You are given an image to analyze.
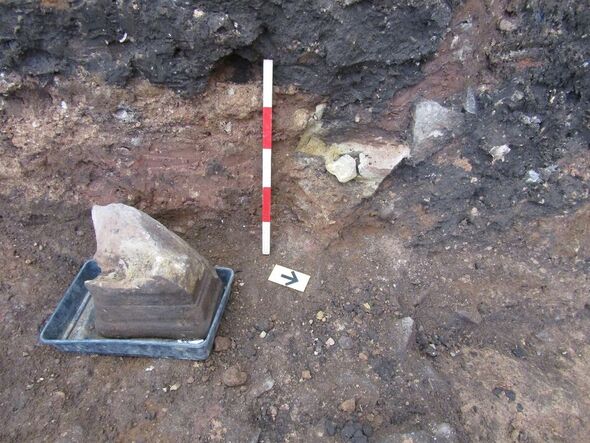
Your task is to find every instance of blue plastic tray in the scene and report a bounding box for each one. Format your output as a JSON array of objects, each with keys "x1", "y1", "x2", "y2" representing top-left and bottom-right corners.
[{"x1": 40, "y1": 260, "x2": 234, "y2": 360}]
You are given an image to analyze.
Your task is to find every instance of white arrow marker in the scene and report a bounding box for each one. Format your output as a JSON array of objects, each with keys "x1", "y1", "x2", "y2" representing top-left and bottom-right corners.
[{"x1": 268, "y1": 265, "x2": 310, "y2": 292}]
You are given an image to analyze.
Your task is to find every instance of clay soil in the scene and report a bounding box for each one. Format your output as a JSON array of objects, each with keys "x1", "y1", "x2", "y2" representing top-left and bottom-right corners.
[
  {"x1": 1, "y1": 80, "x2": 589, "y2": 441},
  {"x1": 1, "y1": 168, "x2": 589, "y2": 442}
]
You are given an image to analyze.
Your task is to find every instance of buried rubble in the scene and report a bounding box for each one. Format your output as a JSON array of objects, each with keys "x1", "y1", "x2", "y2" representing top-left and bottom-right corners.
[
  {"x1": 297, "y1": 129, "x2": 410, "y2": 197},
  {"x1": 411, "y1": 100, "x2": 464, "y2": 165}
]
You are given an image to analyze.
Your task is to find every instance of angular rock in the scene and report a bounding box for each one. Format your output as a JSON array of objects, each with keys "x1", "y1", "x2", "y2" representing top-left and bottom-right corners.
[
  {"x1": 357, "y1": 145, "x2": 410, "y2": 183},
  {"x1": 394, "y1": 317, "x2": 415, "y2": 356},
  {"x1": 223, "y1": 366, "x2": 248, "y2": 387},
  {"x1": 342, "y1": 421, "x2": 357, "y2": 438},
  {"x1": 340, "y1": 398, "x2": 356, "y2": 413},
  {"x1": 326, "y1": 154, "x2": 358, "y2": 183},
  {"x1": 293, "y1": 124, "x2": 410, "y2": 229},
  {"x1": 525, "y1": 170, "x2": 541, "y2": 184},
  {"x1": 338, "y1": 335, "x2": 354, "y2": 350},
  {"x1": 214, "y1": 336, "x2": 232, "y2": 352},
  {"x1": 247, "y1": 373, "x2": 275, "y2": 401},
  {"x1": 325, "y1": 420, "x2": 337, "y2": 436},
  {"x1": 311, "y1": 137, "x2": 409, "y2": 195},
  {"x1": 489, "y1": 144, "x2": 511, "y2": 163},
  {"x1": 411, "y1": 100, "x2": 463, "y2": 164},
  {"x1": 464, "y1": 87, "x2": 477, "y2": 114},
  {"x1": 455, "y1": 309, "x2": 482, "y2": 325},
  {"x1": 330, "y1": 140, "x2": 409, "y2": 193},
  {"x1": 376, "y1": 316, "x2": 415, "y2": 361},
  {"x1": 85, "y1": 203, "x2": 223, "y2": 339}
]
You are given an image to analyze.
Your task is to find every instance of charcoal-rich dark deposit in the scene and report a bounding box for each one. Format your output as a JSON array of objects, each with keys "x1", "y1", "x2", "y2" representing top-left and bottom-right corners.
[
  {"x1": 1, "y1": 0, "x2": 589, "y2": 441},
  {"x1": 0, "y1": 0, "x2": 452, "y2": 117}
]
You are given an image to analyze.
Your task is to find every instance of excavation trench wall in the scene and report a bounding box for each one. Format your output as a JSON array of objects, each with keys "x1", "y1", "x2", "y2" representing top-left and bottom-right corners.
[{"x1": 0, "y1": 0, "x2": 588, "y2": 235}]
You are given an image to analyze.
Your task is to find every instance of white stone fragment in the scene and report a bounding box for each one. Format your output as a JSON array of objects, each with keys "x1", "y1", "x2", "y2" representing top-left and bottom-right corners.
[
  {"x1": 525, "y1": 170, "x2": 541, "y2": 183},
  {"x1": 464, "y1": 87, "x2": 477, "y2": 114},
  {"x1": 411, "y1": 100, "x2": 463, "y2": 163},
  {"x1": 326, "y1": 154, "x2": 358, "y2": 183},
  {"x1": 357, "y1": 146, "x2": 410, "y2": 182},
  {"x1": 489, "y1": 144, "x2": 511, "y2": 163},
  {"x1": 413, "y1": 100, "x2": 462, "y2": 145}
]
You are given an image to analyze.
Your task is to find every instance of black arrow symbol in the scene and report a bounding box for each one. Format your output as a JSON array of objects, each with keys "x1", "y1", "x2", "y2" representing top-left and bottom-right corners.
[{"x1": 281, "y1": 270, "x2": 299, "y2": 286}]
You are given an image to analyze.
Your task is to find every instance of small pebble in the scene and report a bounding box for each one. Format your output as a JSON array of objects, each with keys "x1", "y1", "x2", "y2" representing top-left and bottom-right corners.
[
  {"x1": 302, "y1": 370, "x2": 312, "y2": 380},
  {"x1": 512, "y1": 346, "x2": 526, "y2": 359},
  {"x1": 214, "y1": 336, "x2": 231, "y2": 352},
  {"x1": 525, "y1": 170, "x2": 541, "y2": 184},
  {"x1": 223, "y1": 366, "x2": 248, "y2": 387},
  {"x1": 505, "y1": 389, "x2": 516, "y2": 402},
  {"x1": 169, "y1": 383, "x2": 180, "y2": 391},
  {"x1": 343, "y1": 303, "x2": 355, "y2": 313},
  {"x1": 338, "y1": 335, "x2": 354, "y2": 350},
  {"x1": 326, "y1": 337, "x2": 335, "y2": 347},
  {"x1": 340, "y1": 398, "x2": 356, "y2": 413},
  {"x1": 489, "y1": 144, "x2": 510, "y2": 163}
]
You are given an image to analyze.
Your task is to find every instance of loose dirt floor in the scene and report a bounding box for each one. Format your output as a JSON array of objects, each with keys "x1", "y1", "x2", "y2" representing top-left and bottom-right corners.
[
  {"x1": 1, "y1": 148, "x2": 589, "y2": 442},
  {"x1": 1, "y1": 2, "x2": 590, "y2": 441}
]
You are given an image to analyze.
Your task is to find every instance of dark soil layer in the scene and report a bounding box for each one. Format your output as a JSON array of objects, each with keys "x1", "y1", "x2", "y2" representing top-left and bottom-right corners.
[{"x1": 0, "y1": 0, "x2": 452, "y2": 117}]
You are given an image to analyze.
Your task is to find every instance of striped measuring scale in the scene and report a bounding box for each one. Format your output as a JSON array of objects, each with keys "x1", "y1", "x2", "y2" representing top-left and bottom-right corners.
[{"x1": 261, "y1": 60, "x2": 273, "y2": 255}]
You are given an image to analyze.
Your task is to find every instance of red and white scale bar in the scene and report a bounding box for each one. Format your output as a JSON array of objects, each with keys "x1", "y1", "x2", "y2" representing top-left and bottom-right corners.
[{"x1": 262, "y1": 59, "x2": 273, "y2": 255}]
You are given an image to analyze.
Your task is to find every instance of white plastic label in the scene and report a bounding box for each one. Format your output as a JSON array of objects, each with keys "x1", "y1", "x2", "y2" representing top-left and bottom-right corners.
[{"x1": 268, "y1": 265, "x2": 310, "y2": 292}]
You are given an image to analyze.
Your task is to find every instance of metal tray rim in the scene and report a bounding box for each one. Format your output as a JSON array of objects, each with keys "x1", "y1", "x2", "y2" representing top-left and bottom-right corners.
[{"x1": 39, "y1": 260, "x2": 234, "y2": 359}]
